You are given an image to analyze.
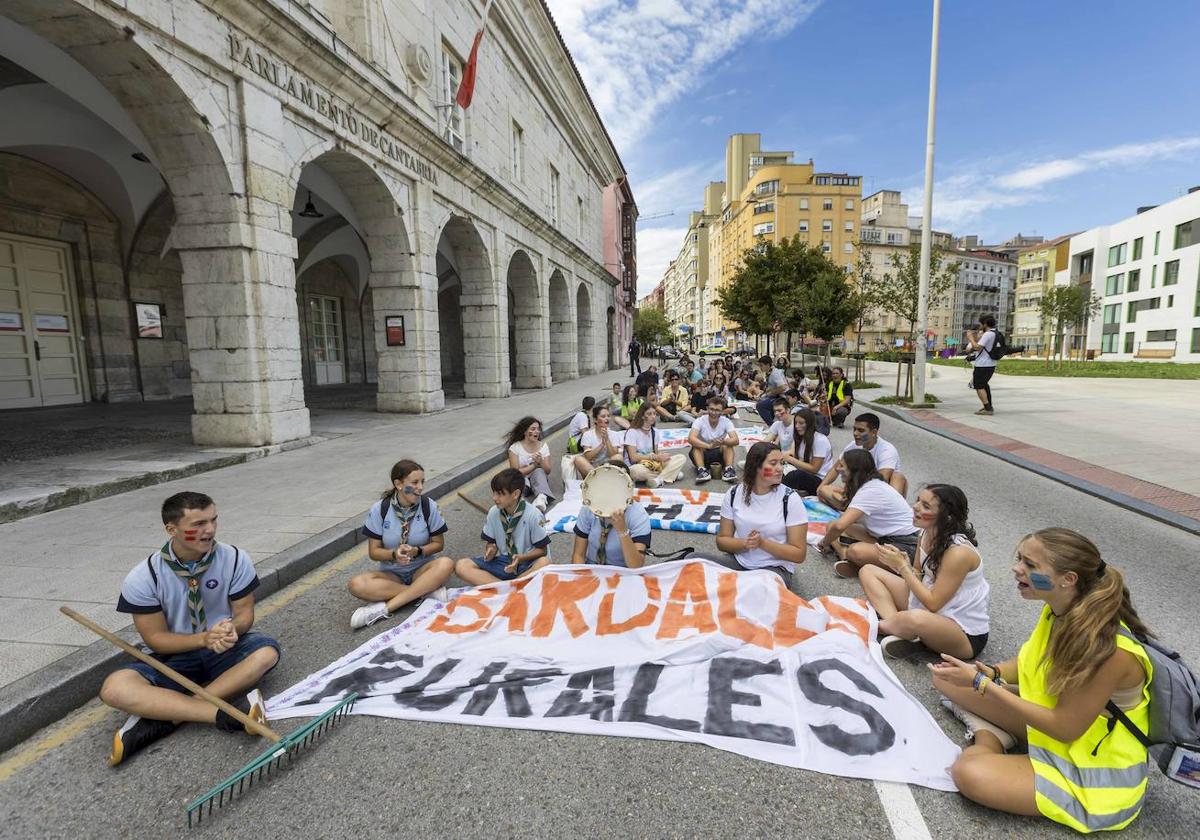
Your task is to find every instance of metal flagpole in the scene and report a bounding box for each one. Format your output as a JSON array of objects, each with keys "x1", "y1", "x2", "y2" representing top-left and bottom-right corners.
[{"x1": 914, "y1": 0, "x2": 941, "y2": 405}]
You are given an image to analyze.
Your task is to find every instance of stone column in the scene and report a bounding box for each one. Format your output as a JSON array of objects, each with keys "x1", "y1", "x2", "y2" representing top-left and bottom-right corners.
[{"x1": 459, "y1": 225, "x2": 508, "y2": 398}]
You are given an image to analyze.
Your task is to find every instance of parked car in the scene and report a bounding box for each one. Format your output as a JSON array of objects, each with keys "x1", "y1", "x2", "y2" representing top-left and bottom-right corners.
[
  {"x1": 661, "y1": 346, "x2": 682, "y2": 359},
  {"x1": 696, "y1": 344, "x2": 730, "y2": 356}
]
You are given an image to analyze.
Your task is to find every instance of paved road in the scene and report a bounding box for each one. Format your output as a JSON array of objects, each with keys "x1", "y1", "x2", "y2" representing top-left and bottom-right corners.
[{"x1": 2, "y1": 413, "x2": 1198, "y2": 839}]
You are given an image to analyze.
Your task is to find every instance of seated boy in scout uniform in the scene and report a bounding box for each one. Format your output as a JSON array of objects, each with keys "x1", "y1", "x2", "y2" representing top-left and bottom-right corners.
[
  {"x1": 455, "y1": 468, "x2": 552, "y2": 584},
  {"x1": 99, "y1": 491, "x2": 281, "y2": 765}
]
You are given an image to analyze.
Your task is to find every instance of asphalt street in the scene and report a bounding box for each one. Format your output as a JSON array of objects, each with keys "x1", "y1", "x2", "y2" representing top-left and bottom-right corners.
[{"x1": 2, "y1": 410, "x2": 1198, "y2": 839}]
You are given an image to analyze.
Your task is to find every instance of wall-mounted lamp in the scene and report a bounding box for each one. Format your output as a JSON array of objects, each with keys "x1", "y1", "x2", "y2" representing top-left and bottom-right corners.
[{"x1": 297, "y1": 191, "x2": 324, "y2": 219}]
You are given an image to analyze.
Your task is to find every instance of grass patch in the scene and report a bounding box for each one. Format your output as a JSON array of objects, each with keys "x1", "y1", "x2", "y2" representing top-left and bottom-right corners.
[
  {"x1": 874, "y1": 393, "x2": 940, "y2": 407},
  {"x1": 850, "y1": 380, "x2": 881, "y2": 389},
  {"x1": 929, "y1": 357, "x2": 1200, "y2": 380}
]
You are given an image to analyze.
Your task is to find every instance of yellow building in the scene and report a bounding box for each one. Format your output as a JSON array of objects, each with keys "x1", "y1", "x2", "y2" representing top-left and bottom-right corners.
[
  {"x1": 704, "y1": 134, "x2": 862, "y2": 344},
  {"x1": 1013, "y1": 234, "x2": 1073, "y2": 356}
]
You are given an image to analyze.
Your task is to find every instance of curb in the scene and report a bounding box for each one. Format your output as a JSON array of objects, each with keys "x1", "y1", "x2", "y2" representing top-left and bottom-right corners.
[
  {"x1": 860, "y1": 399, "x2": 1200, "y2": 537},
  {"x1": 0, "y1": 435, "x2": 328, "y2": 525},
  {"x1": 0, "y1": 397, "x2": 602, "y2": 755}
]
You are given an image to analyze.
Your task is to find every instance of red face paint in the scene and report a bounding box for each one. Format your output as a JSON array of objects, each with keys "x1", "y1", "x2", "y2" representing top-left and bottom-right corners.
[
  {"x1": 183, "y1": 529, "x2": 199, "y2": 542},
  {"x1": 761, "y1": 466, "x2": 781, "y2": 478}
]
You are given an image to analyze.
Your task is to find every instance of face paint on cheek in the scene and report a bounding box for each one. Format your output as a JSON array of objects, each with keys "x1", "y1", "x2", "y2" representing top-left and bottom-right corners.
[
  {"x1": 1028, "y1": 572, "x2": 1055, "y2": 591},
  {"x1": 182, "y1": 529, "x2": 199, "y2": 542},
  {"x1": 403, "y1": 486, "x2": 421, "y2": 497}
]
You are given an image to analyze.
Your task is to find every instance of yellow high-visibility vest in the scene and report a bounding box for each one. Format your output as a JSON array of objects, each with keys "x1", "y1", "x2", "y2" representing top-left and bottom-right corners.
[{"x1": 1018, "y1": 605, "x2": 1152, "y2": 833}]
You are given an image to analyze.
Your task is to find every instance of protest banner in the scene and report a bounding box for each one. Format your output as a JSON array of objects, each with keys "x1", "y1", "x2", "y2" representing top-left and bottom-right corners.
[
  {"x1": 268, "y1": 560, "x2": 959, "y2": 790},
  {"x1": 544, "y1": 485, "x2": 839, "y2": 544},
  {"x1": 653, "y1": 426, "x2": 770, "y2": 451}
]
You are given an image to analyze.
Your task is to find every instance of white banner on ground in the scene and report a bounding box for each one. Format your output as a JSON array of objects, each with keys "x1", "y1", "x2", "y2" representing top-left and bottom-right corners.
[
  {"x1": 267, "y1": 561, "x2": 958, "y2": 790},
  {"x1": 652, "y1": 426, "x2": 770, "y2": 451},
  {"x1": 544, "y1": 485, "x2": 839, "y2": 543}
]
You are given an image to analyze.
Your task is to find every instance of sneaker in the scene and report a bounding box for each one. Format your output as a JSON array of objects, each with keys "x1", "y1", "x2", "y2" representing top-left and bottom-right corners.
[
  {"x1": 880, "y1": 635, "x2": 924, "y2": 660},
  {"x1": 427, "y1": 586, "x2": 451, "y2": 603},
  {"x1": 350, "y1": 601, "x2": 389, "y2": 630},
  {"x1": 215, "y1": 689, "x2": 269, "y2": 734},
  {"x1": 109, "y1": 715, "x2": 177, "y2": 766},
  {"x1": 722, "y1": 467, "x2": 737, "y2": 482},
  {"x1": 974, "y1": 407, "x2": 994, "y2": 415},
  {"x1": 531, "y1": 493, "x2": 548, "y2": 512},
  {"x1": 940, "y1": 699, "x2": 1016, "y2": 750},
  {"x1": 833, "y1": 559, "x2": 857, "y2": 578},
  {"x1": 696, "y1": 468, "x2": 712, "y2": 483},
  {"x1": 646, "y1": 476, "x2": 662, "y2": 489}
]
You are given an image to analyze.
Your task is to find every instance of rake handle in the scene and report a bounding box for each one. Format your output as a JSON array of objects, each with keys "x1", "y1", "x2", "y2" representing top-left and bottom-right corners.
[
  {"x1": 457, "y1": 490, "x2": 490, "y2": 515},
  {"x1": 60, "y1": 606, "x2": 280, "y2": 742}
]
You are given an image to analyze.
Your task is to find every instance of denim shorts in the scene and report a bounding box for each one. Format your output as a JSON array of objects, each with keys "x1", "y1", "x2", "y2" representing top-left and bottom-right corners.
[
  {"x1": 377, "y1": 556, "x2": 435, "y2": 586},
  {"x1": 120, "y1": 631, "x2": 281, "y2": 693},
  {"x1": 472, "y1": 555, "x2": 533, "y2": 581}
]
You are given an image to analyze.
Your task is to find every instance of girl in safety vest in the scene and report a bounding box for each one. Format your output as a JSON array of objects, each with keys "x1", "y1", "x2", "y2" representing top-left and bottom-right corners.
[{"x1": 930, "y1": 528, "x2": 1154, "y2": 833}]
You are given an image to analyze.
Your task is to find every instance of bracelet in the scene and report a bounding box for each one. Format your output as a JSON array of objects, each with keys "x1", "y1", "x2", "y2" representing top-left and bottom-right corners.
[{"x1": 972, "y1": 672, "x2": 991, "y2": 695}]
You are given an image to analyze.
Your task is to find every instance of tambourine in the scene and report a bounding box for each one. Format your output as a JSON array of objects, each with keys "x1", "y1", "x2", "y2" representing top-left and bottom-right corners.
[{"x1": 581, "y1": 464, "x2": 635, "y2": 518}]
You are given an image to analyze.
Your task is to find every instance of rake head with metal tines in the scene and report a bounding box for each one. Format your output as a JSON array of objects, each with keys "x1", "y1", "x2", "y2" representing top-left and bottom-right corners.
[{"x1": 186, "y1": 694, "x2": 357, "y2": 828}]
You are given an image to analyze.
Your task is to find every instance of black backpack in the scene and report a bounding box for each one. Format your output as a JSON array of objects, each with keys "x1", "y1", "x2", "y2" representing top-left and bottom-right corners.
[
  {"x1": 727, "y1": 486, "x2": 793, "y2": 518},
  {"x1": 984, "y1": 329, "x2": 1013, "y2": 360},
  {"x1": 371, "y1": 495, "x2": 432, "y2": 536}
]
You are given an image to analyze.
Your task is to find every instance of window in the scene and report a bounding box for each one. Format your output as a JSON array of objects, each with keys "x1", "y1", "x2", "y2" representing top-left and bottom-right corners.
[
  {"x1": 799, "y1": 198, "x2": 809, "y2": 210},
  {"x1": 798, "y1": 221, "x2": 809, "y2": 232},
  {"x1": 822, "y1": 219, "x2": 833, "y2": 232},
  {"x1": 1127, "y1": 297, "x2": 1161, "y2": 322},
  {"x1": 821, "y1": 242, "x2": 831, "y2": 253},
  {"x1": 1168, "y1": 294, "x2": 1174, "y2": 307},
  {"x1": 844, "y1": 221, "x2": 854, "y2": 232},
  {"x1": 1132, "y1": 237, "x2": 1143, "y2": 260},
  {"x1": 1151, "y1": 265, "x2": 1157, "y2": 286},
  {"x1": 1164, "y1": 259, "x2": 1180, "y2": 285},
  {"x1": 887, "y1": 232, "x2": 903, "y2": 245},
  {"x1": 1175, "y1": 218, "x2": 1200, "y2": 249},
  {"x1": 1107, "y1": 243, "x2": 1127, "y2": 267},
  {"x1": 1192, "y1": 328, "x2": 1200, "y2": 353},
  {"x1": 549, "y1": 166, "x2": 560, "y2": 225},
  {"x1": 511, "y1": 121, "x2": 524, "y2": 181},
  {"x1": 441, "y1": 49, "x2": 465, "y2": 152},
  {"x1": 1102, "y1": 303, "x2": 1120, "y2": 324},
  {"x1": 1127, "y1": 269, "x2": 1140, "y2": 292},
  {"x1": 1101, "y1": 333, "x2": 1119, "y2": 353},
  {"x1": 822, "y1": 199, "x2": 833, "y2": 211},
  {"x1": 754, "y1": 180, "x2": 778, "y2": 195},
  {"x1": 1145, "y1": 329, "x2": 1176, "y2": 342},
  {"x1": 1125, "y1": 332, "x2": 1135, "y2": 353},
  {"x1": 749, "y1": 155, "x2": 764, "y2": 166},
  {"x1": 753, "y1": 202, "x2": 775, "y2": 215},
  {"x1": 577, "y1": 196, "x2": 584, "y2": 234},
  {"x1": 1104, "y1": 273, "x2": 1124, "y2": 295},
  {"x1": 753, "y1": 222, "x2": 775, "y2": 236},
  {"x1": 1154, "y1": 231, "x2": 1160, "y2": 255},
  {"x1": 844, "y1": 198, "x2": 854, "y2": 211}
]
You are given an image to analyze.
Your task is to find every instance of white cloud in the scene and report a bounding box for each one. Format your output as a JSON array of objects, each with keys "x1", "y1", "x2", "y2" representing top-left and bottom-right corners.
[
  {"x1": 635, "y1": 158, "x2": 724, "y2": 216},
  {"x1": 903, "y1": 135, "x2": 1200, "y2": 231},
  {"x1": 699, "y1": 114, "x2": 720, "y2": 126},
  {"x1": 636, "y1": 225, "x2": 688, "y2": 299},
  {"x1": 545, "y1": 0, "x2": 822, "y2": 150}
]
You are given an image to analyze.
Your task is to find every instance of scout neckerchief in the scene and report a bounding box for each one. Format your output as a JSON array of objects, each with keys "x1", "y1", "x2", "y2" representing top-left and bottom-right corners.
[
  {"x1": 500, "y1": 500, "x2": 526, "y2": 559},
  {"x1": 391, "y1": 492, "x2": 420, "y2": 547},
  {"x1": 159, "y1": 540, "x2": 216, "y2": 633},
  {"x1": 595, "y1": 517, "x2": 612, "y2": 565}
]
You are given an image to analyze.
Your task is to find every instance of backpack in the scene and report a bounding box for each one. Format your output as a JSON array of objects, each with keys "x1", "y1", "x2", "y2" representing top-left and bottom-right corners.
[
  {"x1": 1106, "y1": 627, "x2": 1200, "y2": 785},
  {"x1": 983, "y1": 329, "x2": 1014, "y2": 360},
  {"x1": 727, "y1": 486, "x2": 793, "y2": 519},
  {"x1": 373, "y1": 495, "x2": 432, "y2": 534}
]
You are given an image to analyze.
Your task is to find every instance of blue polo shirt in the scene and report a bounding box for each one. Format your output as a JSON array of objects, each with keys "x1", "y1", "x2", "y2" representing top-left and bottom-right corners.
[
  {"x1": 362, "y1": 495, "x2": 448, "y2": 574},
  {"x1": 482, "y1": 503, "x2": 552, "y2": 559},
  {"x1": 117, "y1": 542, "x2": 258, "y2": 634},
  {"x1": 573, "y1": 503, "x2": 652, "y2": 567}
]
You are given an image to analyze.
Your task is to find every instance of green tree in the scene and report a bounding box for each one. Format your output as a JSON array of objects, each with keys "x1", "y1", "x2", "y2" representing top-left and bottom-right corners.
[
  {"x1": 1038, "y1": 285, "x2": 1101, "y2": 367},
  {"x1": 861, "y1": 242, "x2": 960, "y2": 349},
  {"x1": 632, "y1": 306, "x2": 674, "y2": 349},
  {"x1": 798, "y1": 267, "x2": 865, "y2": 364}
]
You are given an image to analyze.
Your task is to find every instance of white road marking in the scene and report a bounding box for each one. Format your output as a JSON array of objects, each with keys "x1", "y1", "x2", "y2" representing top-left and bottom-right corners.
[{"x1": 873, "y1": 780, "x2": 933, "y2": 840}]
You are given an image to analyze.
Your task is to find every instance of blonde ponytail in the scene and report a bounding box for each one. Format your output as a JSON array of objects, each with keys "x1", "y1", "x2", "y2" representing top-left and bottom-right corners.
[{"x1": 1033, "y1": 528, "x2": 1153, "y2": 696}]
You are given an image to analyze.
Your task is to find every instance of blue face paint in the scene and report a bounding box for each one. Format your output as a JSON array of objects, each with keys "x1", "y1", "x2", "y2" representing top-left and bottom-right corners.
[
  {"x1": 1028, "y1": 572, "x2": 1055, "y2": 591},
  {"x1": 403, "y1": 485, "x2": 421, "y2": 497}
]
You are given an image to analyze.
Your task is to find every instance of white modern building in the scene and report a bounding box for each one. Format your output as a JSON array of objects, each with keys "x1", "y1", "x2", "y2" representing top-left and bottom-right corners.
[
  {"x1": 0, "y1": 0, "x2": 631, "y2": 443},
  {"x1": 1060, "y1": 188, "x2": 1200, "y2": 361}
]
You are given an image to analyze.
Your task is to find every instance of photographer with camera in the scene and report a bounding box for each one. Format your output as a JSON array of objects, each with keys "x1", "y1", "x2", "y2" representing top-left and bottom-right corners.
[{"x1": 964, "y1": 314, "x2": 999, "y2": 416}]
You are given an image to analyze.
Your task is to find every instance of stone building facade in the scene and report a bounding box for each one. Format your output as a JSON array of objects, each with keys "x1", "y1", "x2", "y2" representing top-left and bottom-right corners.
[{"x1": 0, "y1": 0, "x2": 631, "y2": 444}]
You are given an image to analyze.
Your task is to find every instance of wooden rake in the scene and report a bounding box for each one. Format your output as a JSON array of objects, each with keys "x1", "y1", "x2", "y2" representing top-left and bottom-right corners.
[{"x1": 61, "y1": 606, "x2": 357, "y2": 828}]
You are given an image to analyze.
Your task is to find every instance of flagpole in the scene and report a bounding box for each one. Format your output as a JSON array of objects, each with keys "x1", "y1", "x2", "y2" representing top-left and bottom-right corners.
[{"x1": 914, "y1": 0, "x2": 941, "y2": 406}]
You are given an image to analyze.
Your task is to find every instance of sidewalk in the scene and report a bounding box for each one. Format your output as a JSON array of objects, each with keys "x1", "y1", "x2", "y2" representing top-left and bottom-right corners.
[{"x1": 0, "y1": 370, "x2": 616, "y2": 742}]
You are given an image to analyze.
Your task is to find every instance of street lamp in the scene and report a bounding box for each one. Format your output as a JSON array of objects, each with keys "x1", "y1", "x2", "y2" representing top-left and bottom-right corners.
[{"x1": 914, "y1": 0, "x2": 941, "y2": 405}]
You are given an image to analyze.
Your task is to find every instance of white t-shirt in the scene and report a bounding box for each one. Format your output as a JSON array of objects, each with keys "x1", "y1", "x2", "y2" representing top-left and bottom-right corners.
[
  {"x1": 841, "y1": 436, "x2": 901, "y2": 472},
  {"x1": 580, "y1": 429, "x2": 623, "y2": 464},
  {"x1": 720, "y1": 485, "x2": 809, "y2": 571},
  {"x1": 847, "y1": 479, "x2": 918, "y2": 538},
  {"x1": 623, "y1": 427, "x2": 659, "y2": 464},
  {"x1": 794, "y1": 431, "x2": 834, "y2": 478},
  {"x1": 568, "y1": 411, "x2": 590, "y2": 439},
  {"x1": 509, "y1": 441, "x2": 549, "y2": 469},
  {"x1": 768, "y1": 419, "x2": 794, "y2": 453},
  {"x1": 973, "y1": 330, "x2": 997, "y2": 368},
  {"x1": 690, "y1": 415, "x2": 736, "y2": 445}
]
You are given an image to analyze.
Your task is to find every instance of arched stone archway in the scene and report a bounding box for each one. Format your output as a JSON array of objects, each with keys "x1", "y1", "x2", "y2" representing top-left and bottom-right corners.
[
  {"x1": 576, "y1": 282, "x2": 596, "y2": 375},
  {"x1": 548, "y1": 270, "x2": 576, "y2": 382},
  {"x1": 436, "y1": 216, "x2": 505, "y2": 398},
  {"x1": 291, "y1": 150, "x2": 421, "y2": 411},
  {"x1": 506, "y1": 250, "x2": 549, "y2": 388}
]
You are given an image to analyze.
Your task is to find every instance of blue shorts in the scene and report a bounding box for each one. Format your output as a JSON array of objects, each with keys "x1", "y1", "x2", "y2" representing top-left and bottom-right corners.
[
  {"x1": 471, "y1": 555, "x2": 533, "y2": 581},
  {"x1": 377, "y1": 556, "x2": 435, "y2": 586},
  {"x1": 119, "y1": 631, "x2": 281, "y2": 693}
]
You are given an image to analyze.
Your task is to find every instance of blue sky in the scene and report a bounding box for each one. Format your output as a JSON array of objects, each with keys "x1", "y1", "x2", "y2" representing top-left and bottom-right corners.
[{"x1": 547, "y1": 0, "x2": 1200, "y2": 297}]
